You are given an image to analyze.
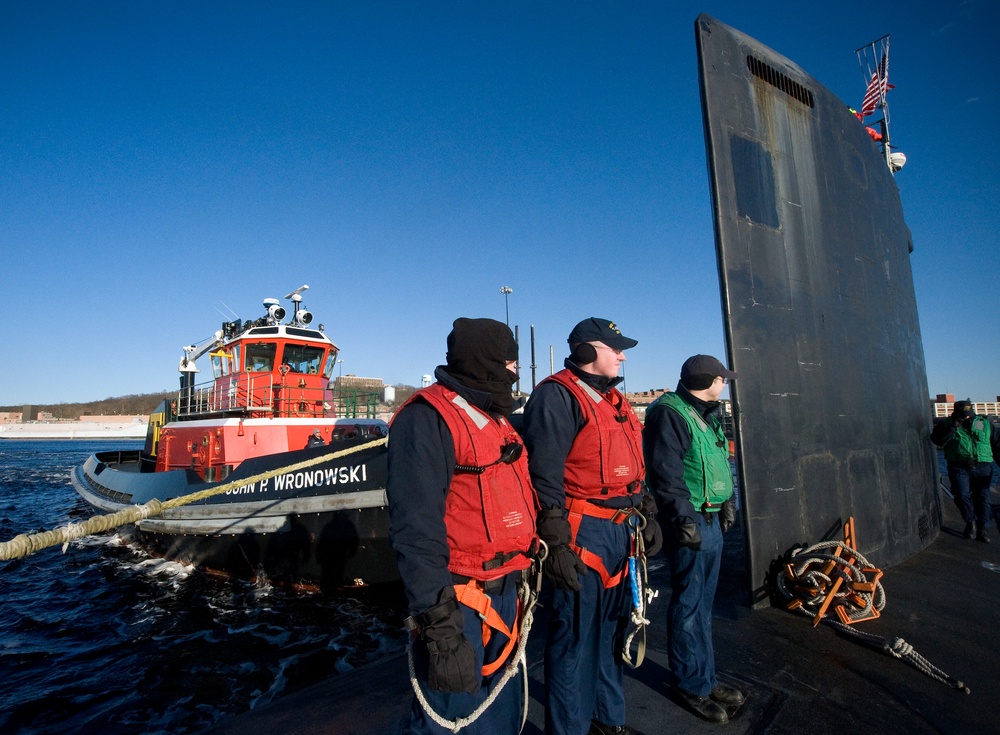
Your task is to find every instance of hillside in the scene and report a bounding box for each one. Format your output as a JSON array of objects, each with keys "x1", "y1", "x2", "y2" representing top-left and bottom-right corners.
[
  {"x1": 1, "y1": 392, "x2": 175, "y2": 420},
  {"x1": 2, "y1": 384, "x2": 421, "y2": 421}
]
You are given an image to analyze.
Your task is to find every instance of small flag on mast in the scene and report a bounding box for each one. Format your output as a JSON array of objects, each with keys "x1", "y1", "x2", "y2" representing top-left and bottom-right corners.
[{"x1": 860, "y1": 54, "x2": 893, "y2": 117}]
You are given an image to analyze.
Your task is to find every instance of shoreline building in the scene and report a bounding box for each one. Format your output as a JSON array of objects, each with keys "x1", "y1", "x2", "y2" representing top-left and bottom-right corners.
[{"x1": 931, "y1": 393, "x2": 1000, "y2": 420}]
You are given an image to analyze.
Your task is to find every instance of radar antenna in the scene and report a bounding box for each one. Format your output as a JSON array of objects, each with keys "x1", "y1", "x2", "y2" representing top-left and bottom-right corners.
[{"x1": 284, "y1": 285, "x2": 312, "y2": 325}]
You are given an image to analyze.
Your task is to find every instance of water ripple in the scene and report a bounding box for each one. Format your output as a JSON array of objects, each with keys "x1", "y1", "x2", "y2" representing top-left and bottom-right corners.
[{"x1": 0, "y1": 440, "x2": 406, "y2": 735}]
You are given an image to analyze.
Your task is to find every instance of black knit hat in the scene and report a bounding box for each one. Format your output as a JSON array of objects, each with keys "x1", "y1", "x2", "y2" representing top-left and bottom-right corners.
[
  {"x1": 953, "y1": 400, "x2": 973, "y2": 418},
  {"x1": 446, "y1": 318, "x2": 518, "y2": 383}
]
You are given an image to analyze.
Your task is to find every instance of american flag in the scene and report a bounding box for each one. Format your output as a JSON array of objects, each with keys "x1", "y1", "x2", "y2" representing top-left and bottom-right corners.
[{"x1": 860, "y1": 54, "x2": 891, "y2": 117}]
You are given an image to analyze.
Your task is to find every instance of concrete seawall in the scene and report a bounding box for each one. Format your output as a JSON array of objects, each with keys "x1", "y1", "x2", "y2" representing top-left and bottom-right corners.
[{"x1": 0, "y1": 422, "x2": 146, "y2": 440}]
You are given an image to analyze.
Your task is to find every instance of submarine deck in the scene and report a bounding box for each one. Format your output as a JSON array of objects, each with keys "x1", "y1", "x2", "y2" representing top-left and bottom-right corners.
[{"x1": 203, "y1": 498, "x2": 998, "y2": 734}]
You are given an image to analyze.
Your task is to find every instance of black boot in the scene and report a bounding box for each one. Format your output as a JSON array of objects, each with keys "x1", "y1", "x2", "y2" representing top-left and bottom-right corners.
[
  {"x1": 711, "y1": 683, "x2": 745, "y2": 706},
  {"x1": 674, "y1": 689, "x2": 729, "y2": 724},
  {"x1": 964, "y1": 521, "x2": 977, "y2": 540}
]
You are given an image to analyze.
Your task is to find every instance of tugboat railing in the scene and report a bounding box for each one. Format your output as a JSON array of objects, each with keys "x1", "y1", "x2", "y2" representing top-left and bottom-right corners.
[
  {"x1": 175, "y1": 375, "x2": 380, "y2": 420},
  {"x1": 177, "y1": 374, "x2": 285, "y2": 418}
]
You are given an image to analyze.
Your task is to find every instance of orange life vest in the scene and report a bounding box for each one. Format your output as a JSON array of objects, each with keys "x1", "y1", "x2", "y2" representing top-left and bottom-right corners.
[
  {"x1": 544, "y1": 369, "x2": 645, "y2": 499},
  {"x1": 405, "y1": 383, "x2": 538, "y2": 580}
]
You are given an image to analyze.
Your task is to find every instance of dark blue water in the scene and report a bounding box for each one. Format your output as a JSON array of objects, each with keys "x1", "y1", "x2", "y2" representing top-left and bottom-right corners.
[{"x1": 0, "y1": 440, "x2": 406, "y2": 735}]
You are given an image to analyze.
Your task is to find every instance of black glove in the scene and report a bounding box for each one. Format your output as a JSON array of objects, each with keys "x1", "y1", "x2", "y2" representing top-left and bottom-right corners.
[
  {"x1": 416, "y1": 587, "x2": 479, "y2": 693},
  {"x1": 675, "y1": 522, "x2": 702, "y2": 551},
  {"x1": 545, "y1": 542, "x2": 589, "y2": 591},
  {"x1": 638, "y1": 492, "x2": 663, "y2": 556},
  {"x1": 643, "y1": 518, "x2": 663, "y2": 556},
  {"x1": 719, "y1": 498, "x2": 736, "y2": 533},
  {"x1": 537, "y1": 507, "x2": 588, "y2": 592}
]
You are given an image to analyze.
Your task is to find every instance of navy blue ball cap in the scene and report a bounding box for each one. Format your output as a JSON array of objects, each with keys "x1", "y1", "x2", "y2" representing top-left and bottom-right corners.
[
  {"x1": 680, "y1": 354, "x2": 737, "y2": 382},
  {"x1": 567, "y1": 317, "x2": 638, "y2": 350}
]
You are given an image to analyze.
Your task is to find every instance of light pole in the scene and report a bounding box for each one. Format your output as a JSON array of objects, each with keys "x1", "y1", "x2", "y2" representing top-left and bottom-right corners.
[
  {"x1": 500, "y1": 286, "x2": 513, "y2": 326},
  {"x1": 337, "y1": 359, "x2": 344, "y2": 377}
]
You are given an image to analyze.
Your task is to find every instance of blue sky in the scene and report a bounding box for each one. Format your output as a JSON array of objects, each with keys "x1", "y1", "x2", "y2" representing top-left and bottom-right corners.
[{"x1": 2, "y1": 1, "x2": 997, "y2": 406}]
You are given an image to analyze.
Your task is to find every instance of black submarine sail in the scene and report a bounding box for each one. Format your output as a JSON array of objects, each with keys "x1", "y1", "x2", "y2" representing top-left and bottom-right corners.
[
  {"x1": 695, "y1": 15, "x2": 938, "y2": 604},
  {"x1": 855, "y1": 34, "x2": 906, "y2": 174}
]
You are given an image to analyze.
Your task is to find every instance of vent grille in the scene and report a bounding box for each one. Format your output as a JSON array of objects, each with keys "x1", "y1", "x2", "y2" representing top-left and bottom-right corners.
[
  {"x1": 918, "y1": 513, "x2": 930, "y2": 541},
  {"x1": 746, "y1": 55, "x2": 815, "y2": 108}
]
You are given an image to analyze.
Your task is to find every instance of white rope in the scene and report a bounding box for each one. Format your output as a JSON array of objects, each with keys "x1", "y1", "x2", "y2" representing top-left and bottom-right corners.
[
  {"x1": 775, "y1": 541, "x2": 969, "y2": 693},
  {"x1": 407, "y1": 575, "x2": 539, "y2": 732}
]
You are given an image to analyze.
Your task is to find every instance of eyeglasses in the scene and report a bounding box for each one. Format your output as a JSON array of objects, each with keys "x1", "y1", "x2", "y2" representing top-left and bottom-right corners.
[
  {"x1": 595, "y1": 343, "x2": 624, "y2": 356},
  {"x1": 715, "y1": 376, "x2": 729, "y2": 385}
]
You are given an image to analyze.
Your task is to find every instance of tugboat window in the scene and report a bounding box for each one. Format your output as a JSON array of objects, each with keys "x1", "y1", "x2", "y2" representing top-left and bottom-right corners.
[
  {"x1": 210, "y1": 350, "x2": 236, "y2": 378},
  {"x1": 245, "y1": 343, "x2": 277, "y2": 372},
  {"x1": 281, "y1": 344, "x2": 325, "y2": 374},
  {"x1": 323, "y1": 351, "x2": 339, "y2": 378}
]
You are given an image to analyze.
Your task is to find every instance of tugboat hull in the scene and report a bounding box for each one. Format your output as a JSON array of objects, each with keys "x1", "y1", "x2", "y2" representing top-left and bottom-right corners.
[{"x1": 72, "y1": 439, "x2": 397, "y2": 589}]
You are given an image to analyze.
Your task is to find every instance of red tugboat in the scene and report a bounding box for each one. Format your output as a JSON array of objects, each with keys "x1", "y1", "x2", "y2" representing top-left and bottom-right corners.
[{"x1": 72, "y1": 286, "x2": 395, "y2": 590}]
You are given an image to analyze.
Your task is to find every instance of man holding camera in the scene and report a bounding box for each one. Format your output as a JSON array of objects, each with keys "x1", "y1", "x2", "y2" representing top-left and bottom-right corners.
[{"x1": 931, "y1": 399, "x2": 1000, "y2": 543}]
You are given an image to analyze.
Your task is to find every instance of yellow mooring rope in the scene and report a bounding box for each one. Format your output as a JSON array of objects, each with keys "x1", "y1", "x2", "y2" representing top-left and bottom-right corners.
[{"x1": 0, "y1": 437, "x2": 388, "y2": 563}]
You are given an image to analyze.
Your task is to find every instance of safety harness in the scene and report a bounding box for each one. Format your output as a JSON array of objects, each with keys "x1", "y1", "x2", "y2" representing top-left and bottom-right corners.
[
  {"x1": 565, "y1": 495, "x2": 637, "y2": 588},
  {"x1": 452, "y1": 577, "x2": 521, "y2": 677},
  {"x1": 564, "y1": 496, "x2": 658, "y2": 667},
  {"x1": 407, "y1": 542, "x2": 548, "y2": 733}
]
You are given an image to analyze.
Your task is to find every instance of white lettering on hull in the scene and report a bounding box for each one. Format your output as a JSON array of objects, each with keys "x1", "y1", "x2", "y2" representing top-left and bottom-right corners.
[{"x1": 225, "y1": 464, "x2": 369, "y2": 496}]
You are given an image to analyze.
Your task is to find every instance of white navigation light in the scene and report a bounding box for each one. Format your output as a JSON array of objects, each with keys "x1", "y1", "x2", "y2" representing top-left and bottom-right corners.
[
  {"x1": 297, "y1": 310, "x2": 313, "y2": 325},
  {"x1": 263, "y1": 298, "x2": 286, "y2": 323}
]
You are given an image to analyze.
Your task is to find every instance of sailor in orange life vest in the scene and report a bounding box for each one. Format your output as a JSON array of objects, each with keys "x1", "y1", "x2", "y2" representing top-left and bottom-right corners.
[
  {"x1": 521, "y1": 318, "x2": 660, "y2": 735},
  {"x1": 386, "y1": 317, "x2": 538, "y2": 735}
]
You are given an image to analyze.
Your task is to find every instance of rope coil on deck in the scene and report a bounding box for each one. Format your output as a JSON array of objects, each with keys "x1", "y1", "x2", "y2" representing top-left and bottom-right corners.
[
  {"x1": 775, "y1": 521, "x2": 969, "y2": 694},
  {"x1": 777, "y1": 540, "x2": 887, "y2": 624},
  {"x1": 0, "y1": 438, "x2": 387, "y2": 563}
]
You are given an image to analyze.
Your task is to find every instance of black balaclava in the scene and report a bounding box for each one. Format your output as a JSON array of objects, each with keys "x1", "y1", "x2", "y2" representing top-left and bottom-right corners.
[{"x1": 444, "y1": 317, "x2": 518, "y2": 415}]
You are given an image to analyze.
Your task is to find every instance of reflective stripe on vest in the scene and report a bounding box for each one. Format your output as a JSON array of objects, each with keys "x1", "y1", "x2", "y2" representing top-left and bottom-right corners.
[{"x1": 451, "y1": 393, "x2": 489, "y2": 430}]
